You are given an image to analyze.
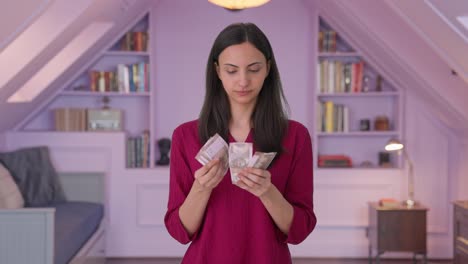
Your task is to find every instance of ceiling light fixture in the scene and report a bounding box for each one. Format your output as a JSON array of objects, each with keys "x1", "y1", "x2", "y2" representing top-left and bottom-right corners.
[{"x1": 208, "y1": 0, "x2": 270, "y2": 10}]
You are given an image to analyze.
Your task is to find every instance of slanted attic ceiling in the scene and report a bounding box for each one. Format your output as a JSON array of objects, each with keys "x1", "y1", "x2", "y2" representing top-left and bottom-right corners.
[
  {"x1": 0, "y1": 0, "x2": 51, "y2": 52},
  {"x1": 0, "y1": 0, "x2": 467, "y2": 134},
  {"x1": 311, "y1": 0, "x2": 468, "y2": 134},
  {"x1": 0, "y1": 0, "x2": 153, "y2": 132}
]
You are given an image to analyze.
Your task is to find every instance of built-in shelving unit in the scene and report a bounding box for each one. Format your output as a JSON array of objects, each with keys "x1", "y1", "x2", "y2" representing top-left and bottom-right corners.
[{"x1": 314, "y1": 17, "x2": 402, "y2": 169}]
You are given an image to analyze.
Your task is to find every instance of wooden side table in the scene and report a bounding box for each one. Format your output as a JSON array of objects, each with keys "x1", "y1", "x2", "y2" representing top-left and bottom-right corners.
[{"x1": 367, "y1": 202, "x2": 428, "y2": 264}]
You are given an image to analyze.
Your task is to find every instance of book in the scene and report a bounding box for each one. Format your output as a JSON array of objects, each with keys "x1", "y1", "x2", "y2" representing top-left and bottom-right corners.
[
  {"x1": 378, "y1": 198, "x2": 400, "y2": 208},
  {"x1": 318, "y1": 154, "x2": 352, "y2": 167}
]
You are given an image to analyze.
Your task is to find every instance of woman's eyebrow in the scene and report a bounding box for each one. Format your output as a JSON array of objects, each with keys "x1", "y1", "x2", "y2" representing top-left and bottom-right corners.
[
  {"x1": 248, "y1": 62, "x2": 262, "y2": 67},
  {"x1": 223, "y1": 62, "x2": 263, "y2": 67}
]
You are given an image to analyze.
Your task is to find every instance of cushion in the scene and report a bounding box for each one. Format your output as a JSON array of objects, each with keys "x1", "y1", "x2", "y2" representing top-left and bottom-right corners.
[
  {"x1": 52, "y1": 201, "x2": 104, "y2": 264},
  {"x1": 0, "y1": 162, "x2": 24, "y2": 209},
  {"x1": 0, "y1": 146, "x2": 67, "y2": 207}
]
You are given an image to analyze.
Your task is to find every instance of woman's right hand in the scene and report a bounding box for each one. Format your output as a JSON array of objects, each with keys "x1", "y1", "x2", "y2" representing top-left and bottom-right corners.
[{"x1": 194, "y1": 159, "x2": 225, "y2": 192}]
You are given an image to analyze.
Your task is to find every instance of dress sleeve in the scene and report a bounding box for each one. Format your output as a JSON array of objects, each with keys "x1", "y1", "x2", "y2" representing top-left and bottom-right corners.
[
  {"x1": 281, "y1": 128, "x2": 317, "y2": 244},
  {"x1": 164, "y1": 127, "x2": 197, "y2": 244}
]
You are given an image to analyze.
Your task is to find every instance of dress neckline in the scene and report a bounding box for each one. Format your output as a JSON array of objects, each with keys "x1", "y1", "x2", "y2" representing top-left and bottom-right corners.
[{"x1": 228, "y1": 128, "x2": 254, "y2": 143}]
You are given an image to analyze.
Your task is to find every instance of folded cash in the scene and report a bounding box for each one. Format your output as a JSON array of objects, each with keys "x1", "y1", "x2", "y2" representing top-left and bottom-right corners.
[
  {"x1": 229, "y1": 143, "x2": 253, "y2": 184},
  {"x1": 195, "y1": 133, "x2": 229, "y2": 175},
  {"x1": 247, "y1": 151, "x2": 276, "y2": 170},
  {"x1": 195, "y1": 136, "x2": 276, "y2": 184}
]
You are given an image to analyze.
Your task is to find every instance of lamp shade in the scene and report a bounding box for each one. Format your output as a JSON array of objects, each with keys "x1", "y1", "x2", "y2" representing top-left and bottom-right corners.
[
  {"x1": 384, "y1": 138, "x2": 404, "y2": 152},
  {"x1": 208, "y1": 0, "x2": 270, "y2": 10}
]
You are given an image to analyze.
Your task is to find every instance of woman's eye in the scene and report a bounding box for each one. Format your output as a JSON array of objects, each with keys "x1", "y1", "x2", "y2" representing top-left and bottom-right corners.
[
  {"x1": 249, "y1": 69, "x2": 260, "y2": 73},
  {"x1": 226, "y1": 70, "x2": 237, "y2": 74}
]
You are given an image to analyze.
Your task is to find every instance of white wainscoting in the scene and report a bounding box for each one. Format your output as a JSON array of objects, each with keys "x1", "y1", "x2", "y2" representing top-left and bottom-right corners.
[
  {"x1": 4, "y1": 107, "x2": 456, "y2": 259},
  {"x1": 136, "y1": 184, "x2": 167, "y2": 227}
]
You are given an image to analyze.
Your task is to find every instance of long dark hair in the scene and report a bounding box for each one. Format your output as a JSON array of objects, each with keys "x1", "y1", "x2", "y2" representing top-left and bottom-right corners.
[{"x1": 198, "y1": 22, "x2": 289, "y2": 153}]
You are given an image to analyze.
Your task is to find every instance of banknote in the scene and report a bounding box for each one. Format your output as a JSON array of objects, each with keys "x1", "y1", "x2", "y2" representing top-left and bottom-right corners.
[
  {"x1": 195, "y1": 133, "x2": 229, "y2": 175},
  {"x1": 247, "y1": 151, "x2": 277, "y2": 170},
  {"x1": 229, "y1": 143, "x2": 253, "y2": 184}
]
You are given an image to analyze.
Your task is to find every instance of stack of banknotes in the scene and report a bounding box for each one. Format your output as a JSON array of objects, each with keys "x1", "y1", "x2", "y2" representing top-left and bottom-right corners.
[{"x1": 195, "y1": 133, "x2": 276, "y2": 183}]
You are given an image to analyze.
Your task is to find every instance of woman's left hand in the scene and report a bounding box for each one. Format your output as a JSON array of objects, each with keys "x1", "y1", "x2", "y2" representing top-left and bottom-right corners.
[{"x1": 236, "y1": 167, "x2": 272, "y2": 197}]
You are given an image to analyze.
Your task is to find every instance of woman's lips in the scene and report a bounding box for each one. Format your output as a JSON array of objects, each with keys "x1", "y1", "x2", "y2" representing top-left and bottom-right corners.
[{"x1": 235, "y1": 90, "x2": 252, "y2": 96}]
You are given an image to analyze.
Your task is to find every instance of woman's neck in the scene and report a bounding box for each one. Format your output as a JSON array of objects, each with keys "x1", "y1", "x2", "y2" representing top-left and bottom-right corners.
[{"x1": 229, "y1": 103, "x2": 255, "y2": 130}]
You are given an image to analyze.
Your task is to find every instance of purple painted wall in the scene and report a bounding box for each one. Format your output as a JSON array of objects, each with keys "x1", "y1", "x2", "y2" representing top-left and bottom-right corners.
[
  {"x1": 0, "y1": 133, "x2": 5, "y2": 151},
  {"x1": 456, "y1": 141, "x2": 468, "y2": 200},
  {"x1": 152, "y1": 0, "x2": 314, "y2": 138},
  {"x1": 2, "y1": 0, "x2": 467, "y2": 258}
]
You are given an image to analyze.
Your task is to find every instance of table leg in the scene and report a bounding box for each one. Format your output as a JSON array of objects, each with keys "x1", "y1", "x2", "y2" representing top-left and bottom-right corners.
[
  {"x1": 376, "y1": 251, "x2": 382, "y2": 264},
  {"x1": 411, "y1": 253, "x2": 427, "y2": 264}
]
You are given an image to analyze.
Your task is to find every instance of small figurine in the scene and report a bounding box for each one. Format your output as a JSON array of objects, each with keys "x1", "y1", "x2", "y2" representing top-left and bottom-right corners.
[
  {"x1": 362, "y1": 75, "x2": 370, "y2": 92},
  {"x1": 376, "y1": 75, "x2": 383, "y2": 92},
  {"x1": 156, "y1": 138, "x2": 171, "y2": 166}
]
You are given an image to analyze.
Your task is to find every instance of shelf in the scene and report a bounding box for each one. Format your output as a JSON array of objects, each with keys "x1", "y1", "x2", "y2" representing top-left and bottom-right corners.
[
  {"x1": 317, "y1": 92, "x2": 399, "y2": 98},
  {"x1": 124, "y1": 166, "x2": 169, "y2": 173},
  {"x1": 103, "y1": 51, "x2": 149, "y2": 56},
  {"x1": 317, "y1": 131, "x2": 399, "y2": 137},
  {"x1": 316, "y1": 16, "x2": 402, "y2": 170},
  {"x1": 318, "y1": 52, "x2": 360, "y2": 57},
  {"x1": 60, "y1": 91, "x2": 150, "y2": 97},
  {"x1": 121, "y1": 167, "x2": 170, "y2": 184},
  {"x1": 316, "y1": 167, "x2": 399, "y2": 171},
  {"x1": 15, "y1": 130, "x2": 124, "y2": 134}
]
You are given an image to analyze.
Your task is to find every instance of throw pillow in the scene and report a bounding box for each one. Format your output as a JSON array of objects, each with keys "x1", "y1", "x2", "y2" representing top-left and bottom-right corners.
[
  {"x1": 0, "y1": 146, "x2": 67, "y2": 207},
  {"x1": 0, "y1": 161, "x2": 25, "y2": 209}
]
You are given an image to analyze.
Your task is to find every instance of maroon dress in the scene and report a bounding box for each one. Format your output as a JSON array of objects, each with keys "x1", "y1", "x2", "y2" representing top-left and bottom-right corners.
[{"x1": 164, "y1": 120, "x2": 316, "y2": 264}]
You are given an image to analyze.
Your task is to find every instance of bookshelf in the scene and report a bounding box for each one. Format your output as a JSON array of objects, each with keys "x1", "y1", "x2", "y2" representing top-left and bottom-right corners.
[
  {"x1": 315, "y1": 17, "x2": 402, "y2": 169},
  {"x1": 20, "y1": 12, "x2": 154, "y2": 169}
]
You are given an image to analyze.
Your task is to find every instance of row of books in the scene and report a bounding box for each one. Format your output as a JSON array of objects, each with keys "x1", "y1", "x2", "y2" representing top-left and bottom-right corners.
[
  {"x1": 54, "y1": 108, "x2": 88, "y2": 131},
  {"x1": 119, "y1": 31, "x2": 148, "y2": 52},
  {"x1": 53, "y1": 108, "x2": 123, "y2": 132},
  {"x1": 127, "y1": 130, "x2": 150, "y2": 168},
  {"x1": 318, "y1": 30, "x2": 337, "y2": 52},
  {"x1": 317, "y1": 101, "x2": 349, "y2": 133},
  {"x1": 317, "y1": 60, "x2": 364, "y2": 94},
  {"x1": 89, "y1": 62, "x2": 149, "y2": 93}
]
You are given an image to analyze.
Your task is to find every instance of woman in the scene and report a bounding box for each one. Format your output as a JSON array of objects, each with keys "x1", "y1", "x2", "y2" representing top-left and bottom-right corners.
[{"x1": 164, "y1": 22, "x2": 316, "y2": 264}]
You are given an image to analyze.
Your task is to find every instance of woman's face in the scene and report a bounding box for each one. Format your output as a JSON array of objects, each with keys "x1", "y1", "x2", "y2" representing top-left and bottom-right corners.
[{"x1": 216, "y1": 42, "x2": 269, "y2": 108}]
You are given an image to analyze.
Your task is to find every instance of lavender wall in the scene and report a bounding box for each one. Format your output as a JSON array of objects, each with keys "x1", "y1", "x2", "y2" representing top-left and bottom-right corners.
[
  {"x1": 148, "y1": 0, "x2": 461, "y2": 258},
  {"x1": 2, "y1": 0, "x2": 464, "y2": 258},
  {"x1": 0, "y1": 133, "x2": 5, "y2": 151},
  {"x1": 152, "y1": 0, "x2": 314, "y2": 139},
  {"x1": 457, "y1": 142, "x2": 468, "y2": 200}
]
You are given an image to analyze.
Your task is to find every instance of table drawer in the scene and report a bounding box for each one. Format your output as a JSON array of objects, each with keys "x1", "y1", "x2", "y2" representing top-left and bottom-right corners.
[
  {"x1": 453, "y1": 240, "x2": 468, "y2": 264},
  {"x1": 454, "y1": 201, "x2": 468, "y2": 264},
  {"x1": 456, "y1": 237, "x2": 468, "y2": 251},
  {"x1": 455, "y1": 208, "x2": 468, "y2": 223},
  {"x1": 455, "y1": 254, "x2": 468, "y2": 264},
  {"x1": 455, "y1": 209, "x2": 468, "y2": 240}
]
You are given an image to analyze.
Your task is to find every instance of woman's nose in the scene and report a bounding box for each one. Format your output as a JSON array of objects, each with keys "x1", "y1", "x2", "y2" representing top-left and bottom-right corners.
[{"x1": 239, "y1": 71, "x2": 250, "y2": 87}]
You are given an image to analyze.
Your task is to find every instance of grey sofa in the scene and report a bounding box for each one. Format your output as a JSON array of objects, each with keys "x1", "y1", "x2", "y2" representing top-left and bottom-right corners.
[{"x1": 0, "y1": 146, "x2": 106, "y2": 264}]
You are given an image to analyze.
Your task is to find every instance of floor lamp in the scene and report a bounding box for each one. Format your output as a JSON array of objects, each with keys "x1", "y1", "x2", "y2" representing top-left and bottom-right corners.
[{"x1": 385, "y1": 138, "x2": 415, "y2": 207}]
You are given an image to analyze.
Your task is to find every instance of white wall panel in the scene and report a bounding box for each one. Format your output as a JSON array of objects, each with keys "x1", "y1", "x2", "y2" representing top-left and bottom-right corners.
[{"x1": 136, "y1": 184, "x2": 167, "y2": 227}]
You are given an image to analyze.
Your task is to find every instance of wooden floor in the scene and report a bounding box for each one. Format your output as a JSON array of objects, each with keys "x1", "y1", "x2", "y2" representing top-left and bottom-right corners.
[{"x1": 106, "y1": 258, "x2": 453, "y2": 264}]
